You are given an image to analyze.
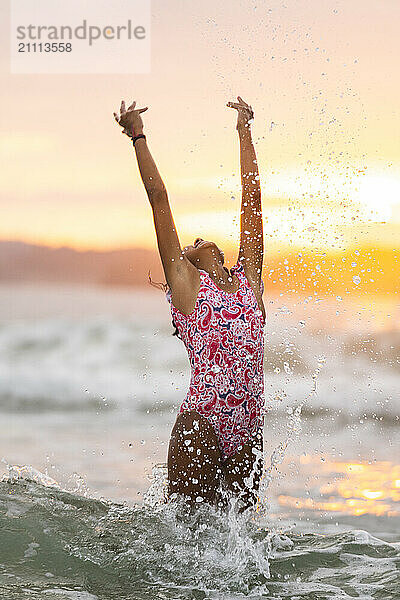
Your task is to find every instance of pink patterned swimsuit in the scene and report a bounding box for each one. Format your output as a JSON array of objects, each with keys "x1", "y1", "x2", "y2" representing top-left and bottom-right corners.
[{"x1": 167, "y1": 262, "x2": 265, "y2": 460}]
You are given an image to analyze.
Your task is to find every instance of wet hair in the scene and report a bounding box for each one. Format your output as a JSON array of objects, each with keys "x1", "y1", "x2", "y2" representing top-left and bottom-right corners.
[
  {"x1": 148, "y1": 271, "x2": 181, "y2": 339},
  {"x1": 171, "y1": 316, "x2": 181, "y2": 339}
]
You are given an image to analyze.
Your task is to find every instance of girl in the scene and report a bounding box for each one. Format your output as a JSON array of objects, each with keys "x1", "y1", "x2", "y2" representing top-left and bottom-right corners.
[{"x1": 114, "y1": 96, "x2": 265, "y2": 509}]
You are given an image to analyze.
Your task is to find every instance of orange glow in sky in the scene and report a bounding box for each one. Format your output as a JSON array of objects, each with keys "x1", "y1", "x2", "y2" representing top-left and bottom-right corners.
[{"x1": 1, "y1": 0, "x2": 400, "y2": 252}]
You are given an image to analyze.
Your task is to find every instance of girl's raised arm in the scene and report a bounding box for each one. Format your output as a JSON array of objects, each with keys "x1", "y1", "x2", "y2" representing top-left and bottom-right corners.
[
  {"x1": 227, "y1": 97, "x2": 263, "y2": 293},
  {"x1": 114, "y1": 100, "x2": 198, "y2": 296}
]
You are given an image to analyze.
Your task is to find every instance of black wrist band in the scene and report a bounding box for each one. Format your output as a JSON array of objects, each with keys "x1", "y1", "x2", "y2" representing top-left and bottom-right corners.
[{"x1": 132, "y1": 134, "x2": 146, "y2": 146}]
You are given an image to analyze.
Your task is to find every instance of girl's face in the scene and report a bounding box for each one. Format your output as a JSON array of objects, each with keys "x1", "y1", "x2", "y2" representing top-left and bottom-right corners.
[{"x1": 183, "y1": 238, "x2": 225, "y2": 266}]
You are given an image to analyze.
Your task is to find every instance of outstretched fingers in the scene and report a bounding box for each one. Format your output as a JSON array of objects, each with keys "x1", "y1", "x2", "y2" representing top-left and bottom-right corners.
[
  {"x1": 227, "y1": 98, "x2": 253, "y2": 111},
  {"x1": 227, "y1": 101, "x2": 241, "y2": 109},
  {"x1": 227, "y1": 101, "x2": 254, "y2": 120},
  {"x1": 113, "y1": 101, "x2": 148, "y2": 125},
  {"x1": 237, "y1": 95, "x2": 249, "y2": 107},
  {"x1": 237, "y1": 96, "x2": 253, "y2": 113},
  {"x1": 122, "y1": 99, "x2": 148, "y2": 114}
]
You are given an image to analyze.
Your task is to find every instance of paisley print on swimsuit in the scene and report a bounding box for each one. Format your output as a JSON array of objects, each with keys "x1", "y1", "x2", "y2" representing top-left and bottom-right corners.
[{"x1": 167, "y1": 261, "x2": 265, "y2": 459}]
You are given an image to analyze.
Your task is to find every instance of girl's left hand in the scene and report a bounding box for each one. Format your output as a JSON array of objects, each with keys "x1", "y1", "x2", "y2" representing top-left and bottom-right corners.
[
  {"x1": 113, "y1": 100, "x2": 148, "y2": 138},
  {"x1": 227, "y1": 96, "x2": 254, "y2": 130}
]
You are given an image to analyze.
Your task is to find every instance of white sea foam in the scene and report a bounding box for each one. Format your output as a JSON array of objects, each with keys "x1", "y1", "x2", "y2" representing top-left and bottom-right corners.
[{"x1": 0, "y1": 289, "x2": 398, "y2": 423}]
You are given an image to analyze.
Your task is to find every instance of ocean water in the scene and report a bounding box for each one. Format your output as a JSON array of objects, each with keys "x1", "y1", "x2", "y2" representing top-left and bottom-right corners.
[{"x1": 0, "y1": 283, "x2": 399, "y2": 599}]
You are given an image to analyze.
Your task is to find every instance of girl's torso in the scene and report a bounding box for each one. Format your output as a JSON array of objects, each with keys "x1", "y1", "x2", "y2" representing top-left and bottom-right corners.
[{"x1": 167, "y1": 262, "x2": 265, "y2": 459}]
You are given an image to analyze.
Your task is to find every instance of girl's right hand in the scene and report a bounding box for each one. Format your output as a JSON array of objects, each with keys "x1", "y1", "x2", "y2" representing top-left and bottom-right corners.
[
  {"x1": 113, "y1": 100, "x2": 148, "y2": 138},
  {"x1": 227, "y1": 96, "x2": 254, "y2": 131}
]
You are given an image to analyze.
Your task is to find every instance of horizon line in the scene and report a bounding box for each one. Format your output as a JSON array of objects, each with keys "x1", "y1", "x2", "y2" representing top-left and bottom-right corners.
[{"x1": 1, "y1": 237, "x2": 399, "y2": 255}]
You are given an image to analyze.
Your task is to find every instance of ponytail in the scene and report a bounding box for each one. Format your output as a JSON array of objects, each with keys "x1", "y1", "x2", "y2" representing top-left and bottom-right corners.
[{"x1": 148, "y1": 271, "x2": 181, "y2": 339}]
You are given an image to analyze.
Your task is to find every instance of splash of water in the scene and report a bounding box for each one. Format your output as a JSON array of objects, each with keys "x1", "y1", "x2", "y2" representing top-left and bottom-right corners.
[
  {"x1": 1, "y1": 465, "x2": 398, "y2": 599},
  {"x1": 145, "y1": 359, "x2": 325, "y2": 519},
  {"x1": 257, "y1": 357, "x2": 325, "y2": 514},
  {"x1": 1, "y1": 461, "x2": 59, "y2": 488}
]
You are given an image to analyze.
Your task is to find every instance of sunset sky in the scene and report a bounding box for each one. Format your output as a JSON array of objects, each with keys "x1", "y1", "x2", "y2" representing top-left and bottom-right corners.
[{"x1": 1, "y1": 0, "x2": 400, "y2": 254}]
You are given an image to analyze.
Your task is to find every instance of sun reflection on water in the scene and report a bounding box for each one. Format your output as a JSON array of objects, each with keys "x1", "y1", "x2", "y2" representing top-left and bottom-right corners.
[{"x1": 277, "y1": 457, "x2": 400, "y2": 517}]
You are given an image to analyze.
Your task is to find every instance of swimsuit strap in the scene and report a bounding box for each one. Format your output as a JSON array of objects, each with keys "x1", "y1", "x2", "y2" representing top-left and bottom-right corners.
[{"x1": 230, "y1": 260, "x2": 250, "y2": 289}]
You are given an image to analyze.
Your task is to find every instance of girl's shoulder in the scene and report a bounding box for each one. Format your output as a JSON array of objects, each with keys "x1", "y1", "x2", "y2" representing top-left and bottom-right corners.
[
  {"x1": 165, "y1": 269, "x2": 210, "y2": 316},
  {"x1": 231, "y1": 259, "x2": 265, "y2": 294}
]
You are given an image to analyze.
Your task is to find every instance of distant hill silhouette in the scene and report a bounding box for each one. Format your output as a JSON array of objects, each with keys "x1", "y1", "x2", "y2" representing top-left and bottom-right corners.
[
  {"x1": 0, "y1": 240, "x2": 398, "y2": 295},
  {"x1": 0, "y1": 241, "x2": 164, "y2": 286}
]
